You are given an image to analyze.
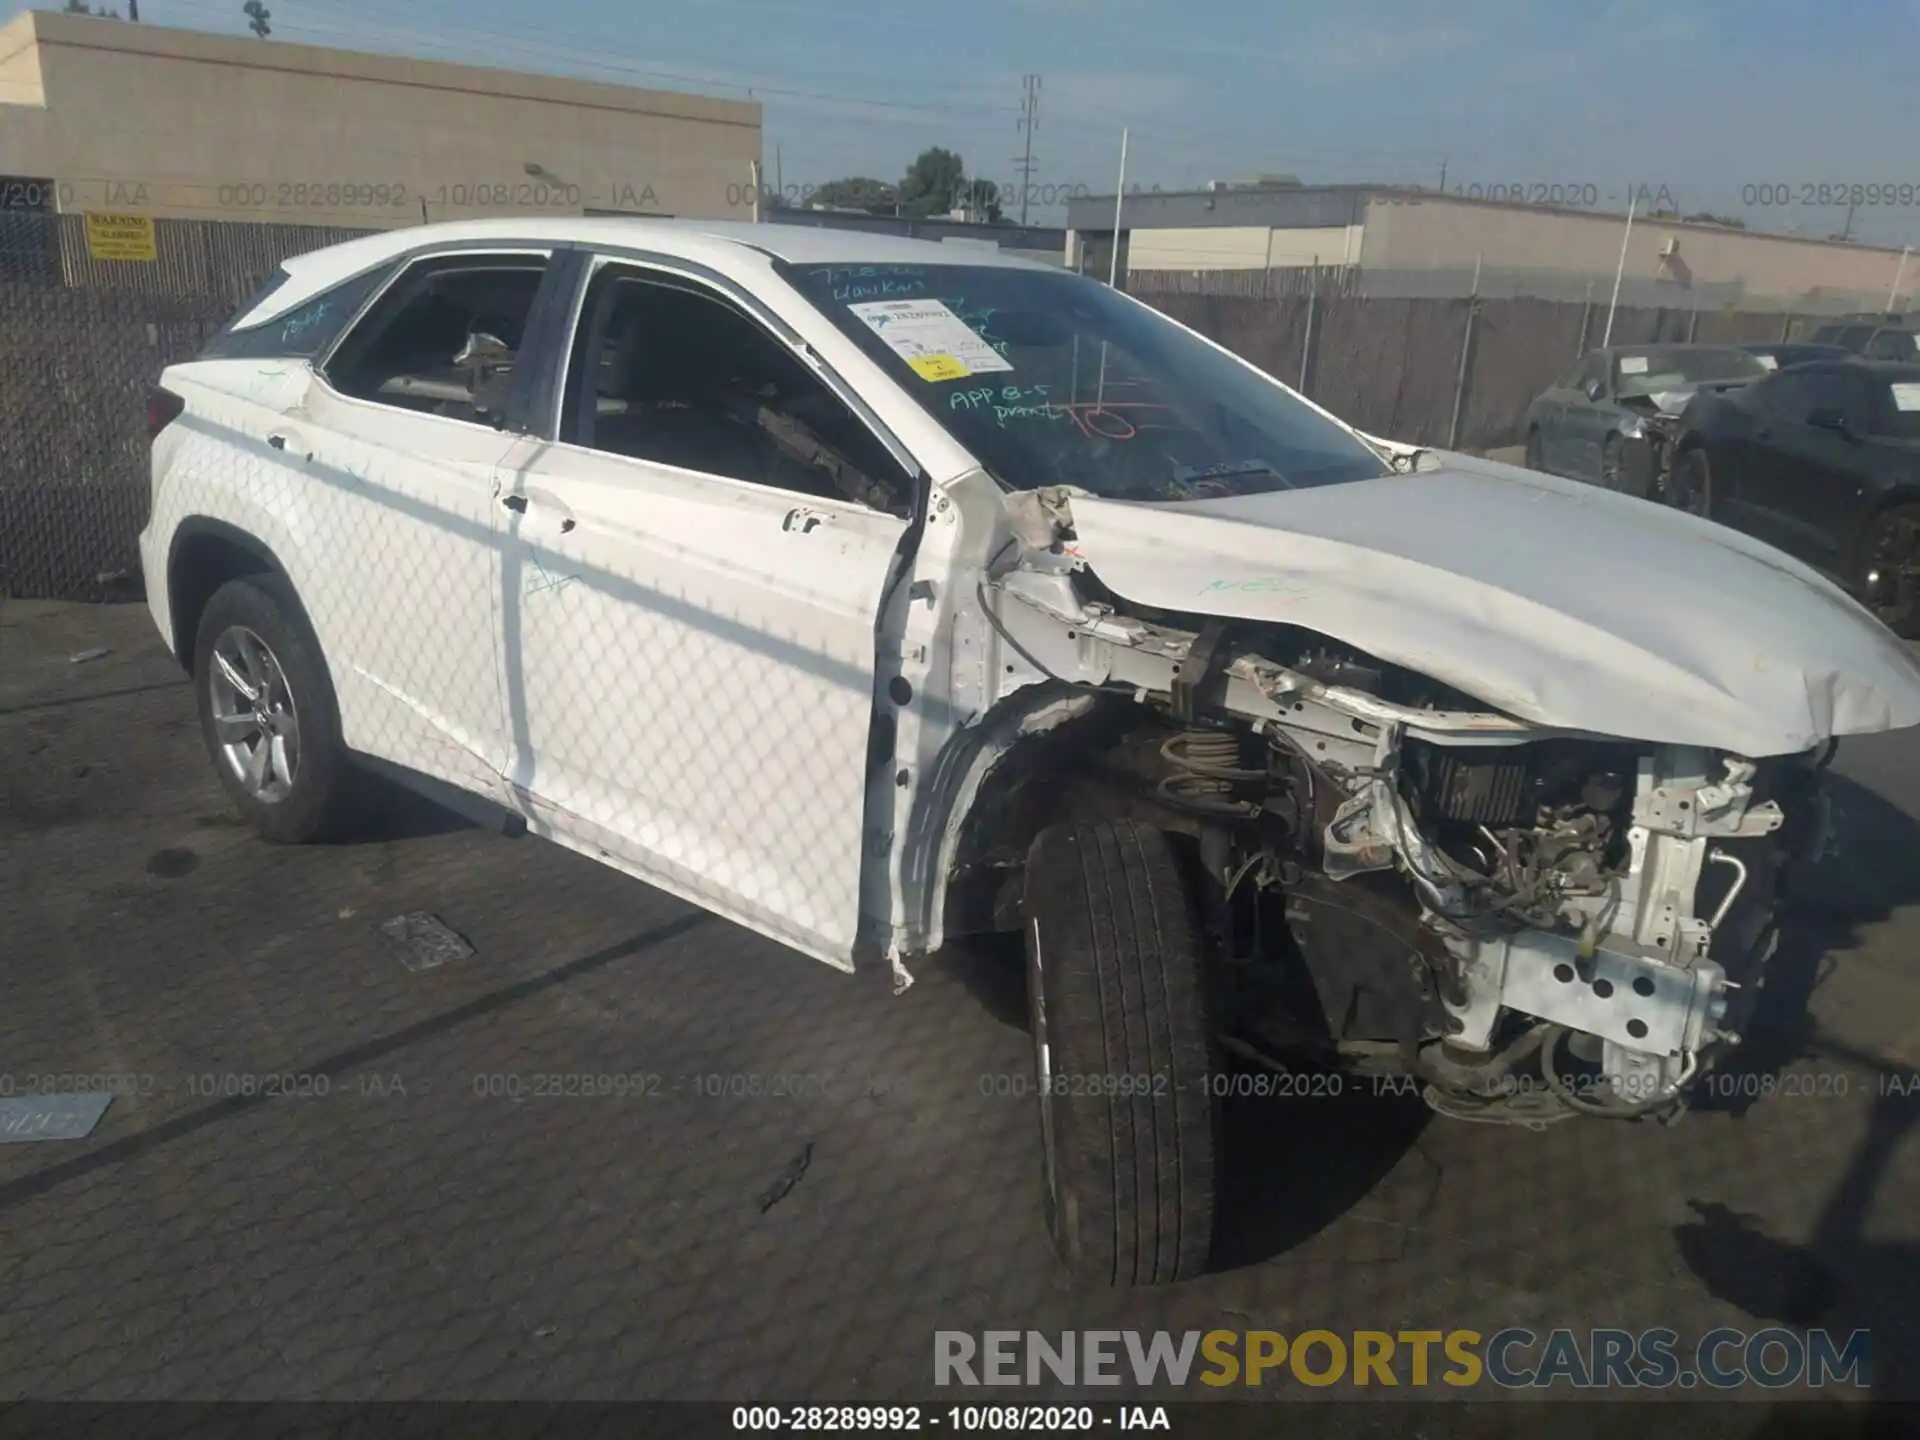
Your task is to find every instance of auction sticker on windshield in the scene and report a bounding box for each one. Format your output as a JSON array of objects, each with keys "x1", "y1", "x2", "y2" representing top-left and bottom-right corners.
[
  {"x1": 1892, "y1": 382, "x2": 1920, "y2": 411},
  {"x1": 847, "y1": 298, "x2": 1014, "y2": 379}
]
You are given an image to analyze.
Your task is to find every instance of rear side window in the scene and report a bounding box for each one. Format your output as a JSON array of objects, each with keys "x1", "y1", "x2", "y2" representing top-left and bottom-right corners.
[
  {"x1": 322, "y1": 253, "x2": 549, "y2": 426},
  {"x1": 199, "y1": 266, "x2": 389, "y2": 361}
]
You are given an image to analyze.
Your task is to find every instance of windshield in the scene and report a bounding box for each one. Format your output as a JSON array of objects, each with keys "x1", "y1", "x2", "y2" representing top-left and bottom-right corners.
[
  {"x1": 781, "y1": 262, "x2": 1392, "y2": 501},
  {"x1": 1614, "y1": 346, "x2": 1768, "y2": 397}
]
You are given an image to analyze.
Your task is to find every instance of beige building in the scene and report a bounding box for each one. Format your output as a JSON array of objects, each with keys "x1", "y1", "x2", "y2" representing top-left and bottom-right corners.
[
  {"x1": 1068, "y1": 186, "x2": 1915, "y2": 313},
  {"x1": 0, "y1": 10, "x2": 761, "y2": 229}
]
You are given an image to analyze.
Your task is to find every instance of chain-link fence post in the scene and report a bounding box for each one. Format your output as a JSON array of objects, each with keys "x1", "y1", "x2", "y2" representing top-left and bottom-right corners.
[
  {"x1": 1446, "y1": 255, "x2": 1482, "y2": 451},
  {"x1": 1298, "y1": 256, "x2": 1318, "y2": 395}
]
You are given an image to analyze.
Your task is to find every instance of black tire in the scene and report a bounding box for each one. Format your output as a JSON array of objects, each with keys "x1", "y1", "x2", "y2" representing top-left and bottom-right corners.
[
  {"x1": 1523, "y1": 428, "x2": 1545, "y2": 473},
  {"x1": 1858, "y1": 505, "x2": 1920, "y2": 639},
  {"x1": 1021, "y1": 820, "x2": 1217, "y2": 1286},
  {"x1": 1601, "y1": 434, "x2": 1629, "y2": 494},
  {"x1": 193, "y1": 573, "x2": 368, "y2": 843},
  {"x1": 1671, "y1": 444, "x2": 1713, "y2": 518}
]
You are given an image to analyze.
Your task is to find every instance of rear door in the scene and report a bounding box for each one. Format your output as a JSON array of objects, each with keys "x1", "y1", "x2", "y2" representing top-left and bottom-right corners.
[
  {"x1": 296, "y1": 246, "x2": 559, "y2": 796},
  {"x1": 492, "y1": 253, "x2": 922, "y2": 968}
]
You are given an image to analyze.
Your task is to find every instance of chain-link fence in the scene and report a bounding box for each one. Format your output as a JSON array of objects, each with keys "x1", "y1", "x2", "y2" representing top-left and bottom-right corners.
[
  {"x1": 1137, "y1": 281, "x2": 1812, "y2": 452},
  {"x1": 0, "y1": 210, "x2": 1877, "y2": 600},
  {"x1": 1, "y1": 213, "x2": 374, "y2": 599}
]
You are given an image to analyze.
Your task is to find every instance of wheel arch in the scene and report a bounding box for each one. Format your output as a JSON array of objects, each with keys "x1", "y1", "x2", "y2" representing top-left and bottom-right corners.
[
  {"x1": 900, "y1": 682, "x2": 1143, "y2": 953},
  {"x1": 1844, "y1": 487, "x2": 1920, "y2": 590},
  {"x1": 165, "y1": 518, "x2": 304, "y2": 671}
]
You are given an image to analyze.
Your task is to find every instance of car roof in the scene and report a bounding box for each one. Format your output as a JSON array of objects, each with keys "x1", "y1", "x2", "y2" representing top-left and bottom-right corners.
[
  {"x1": 247, "y1": 216, "x2": 1055, "y2": 329},
  {"x1": 1599, "y1": 342, "x2": 1753, "y2": 355},
  {"x1": 1778, "y1": 358, "x2": 1920, "y2": 379}
]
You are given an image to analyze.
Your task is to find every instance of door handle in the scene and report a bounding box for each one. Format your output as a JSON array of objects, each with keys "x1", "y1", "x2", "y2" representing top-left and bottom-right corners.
[
  {"x1": 501, "y1": 489, "x2": 576, "y2": 535},
  {"x1": 782, "y1": 506, "x2": 832, "y2": 534}
]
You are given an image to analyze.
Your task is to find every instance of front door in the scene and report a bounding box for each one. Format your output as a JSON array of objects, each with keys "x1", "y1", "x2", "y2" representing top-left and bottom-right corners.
[
  {"x1": 1736, "y1": 368, "x2": 1875, "y2": 570},
  {"x1": 494, "y1": 256, "x2": 920, "y2": 967}
]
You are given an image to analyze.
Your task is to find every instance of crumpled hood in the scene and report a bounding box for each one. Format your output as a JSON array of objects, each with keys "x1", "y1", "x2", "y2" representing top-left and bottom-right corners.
[{"x1": 1065, "y1": 456, "x2": 1920, "y2": 755}]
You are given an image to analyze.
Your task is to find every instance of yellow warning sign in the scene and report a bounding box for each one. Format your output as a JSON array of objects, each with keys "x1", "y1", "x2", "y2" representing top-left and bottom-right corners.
[{"x1": 83, "y1": 213, "x2": 157, "y2": 262}]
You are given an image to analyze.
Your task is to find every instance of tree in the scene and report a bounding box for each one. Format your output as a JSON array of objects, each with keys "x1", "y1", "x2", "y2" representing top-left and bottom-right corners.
[
  {"x1": 808, "y1": 176, "x2": 900, "y2": 215},
  {"x1": 1683, "y1": 211, "x2": 1746, "y2": 230},
  {"x1": 243, "y1": 0, "x2": 271, "y2": 37},
  {"x1": 898, "y1": 147, "x2": 967, "y2": 218},
  {"x1": 62, "y1": 0, "x2": 123, "y2": 15}
]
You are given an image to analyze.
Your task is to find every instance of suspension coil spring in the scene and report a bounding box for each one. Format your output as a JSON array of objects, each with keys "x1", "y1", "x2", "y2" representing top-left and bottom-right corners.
[{"x1": 1156, "y1": 729, "x2": 1265, "y2": 818}]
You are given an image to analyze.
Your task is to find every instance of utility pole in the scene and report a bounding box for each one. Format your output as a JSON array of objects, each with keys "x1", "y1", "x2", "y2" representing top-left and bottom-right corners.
[
  {"x1": 1014, "y1": 73, "x2": 1041, "y2": 225},
  {"x1": 1841, "y1": 195, "x2": 1857, "y2": 242},
  {"x1": 1437, "y1": 158, "x2": 1447, "y2": 193},
  {"x1": 1602, "y1": 185, "x2": 1637, "y2": 348}
]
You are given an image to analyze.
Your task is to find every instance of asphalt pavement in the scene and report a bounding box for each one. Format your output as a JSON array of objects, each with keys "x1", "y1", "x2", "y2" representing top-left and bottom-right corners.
[{"x1": 2, "y1": 598, "x2": 1917, "y2": 1404}]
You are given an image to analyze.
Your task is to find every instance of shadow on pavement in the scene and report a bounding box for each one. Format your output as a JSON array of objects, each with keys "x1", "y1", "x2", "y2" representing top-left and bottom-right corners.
[
  {"x1": 1675, "y1": 769, "x2": 1920, "y2": 1400},
  {"x1": 1695, "y1": 769, "x2": 1920, "y2": 1109},
  {"x1": 939, "y1": 935, "x2": 1434, "y2": 1276}
]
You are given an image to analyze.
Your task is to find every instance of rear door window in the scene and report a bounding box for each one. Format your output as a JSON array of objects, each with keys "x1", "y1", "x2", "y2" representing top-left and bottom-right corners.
[{"x1": 322, "y1": 253, "x2": 549, "y2": 426}]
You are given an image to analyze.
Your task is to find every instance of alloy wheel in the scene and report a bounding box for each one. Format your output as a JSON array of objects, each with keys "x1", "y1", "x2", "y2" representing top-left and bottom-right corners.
[{"x1": 207, "y1": 625, "x2": 302, "y2": 802}]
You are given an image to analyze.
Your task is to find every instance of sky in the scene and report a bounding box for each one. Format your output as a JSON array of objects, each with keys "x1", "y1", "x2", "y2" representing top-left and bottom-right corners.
[{"x1": 9, "y1": 0, "x2": 1920, "y2": 246}]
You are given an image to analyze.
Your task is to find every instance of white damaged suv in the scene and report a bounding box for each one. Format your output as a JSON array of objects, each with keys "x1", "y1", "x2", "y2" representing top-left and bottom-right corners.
[{"x1": 141, "y1": 219, "x2": 1920, "y2": 1286}]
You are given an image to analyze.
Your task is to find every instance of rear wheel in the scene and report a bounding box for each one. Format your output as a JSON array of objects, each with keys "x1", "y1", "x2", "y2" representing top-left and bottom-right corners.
[
  {"x1": 194, "y1": 575, "x2": 368, "y2": 843},
  {"x1": 1859, "y1": 505, "x2": 1920, "y2": 638},
  {"x1": 1022, "y1": 819, "x2": 1217, "y2": 1286}
]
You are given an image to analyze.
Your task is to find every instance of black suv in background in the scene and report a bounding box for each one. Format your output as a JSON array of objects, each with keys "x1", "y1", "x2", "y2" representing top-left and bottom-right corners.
[{"x1": 1810, "y1": 315, "x2": 1920, "y2": 362}]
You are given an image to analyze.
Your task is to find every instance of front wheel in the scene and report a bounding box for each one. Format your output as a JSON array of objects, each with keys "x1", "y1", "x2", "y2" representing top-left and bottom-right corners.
[
  {"x1": 1597, "y1": 437, "x2": 1628, "y2": 495},
  {"x1": 1022, "y1": 820, "x2": 1217, "y2": 1286},
  {"x1": 1669, "y1": 444, "x2": 1713, "y2": 518},
  {"x1": 1859, "y1": 505, "x2": 1920, "y2": 638}
]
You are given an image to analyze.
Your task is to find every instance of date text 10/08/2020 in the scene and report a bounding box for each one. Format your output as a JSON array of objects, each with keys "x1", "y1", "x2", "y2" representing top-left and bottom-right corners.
[
  {"x1": 20, "y1": 180, "x2": 666, "y2": 213},
  {"x1": 210, "y1": 181, "x2": 662, "y2": 211},
  {"x1": 973, "y1": 1069, "x2": 1917, "y2": 1102},
  {"x1": 731, "y1": 1406, "x2": 1169, "y2": 1432}
]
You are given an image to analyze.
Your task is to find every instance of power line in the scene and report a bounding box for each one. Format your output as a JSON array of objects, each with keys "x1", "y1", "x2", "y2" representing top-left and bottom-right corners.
[{"x1": 1014, "y1": 73, "x2": 1040, "y2": 226}]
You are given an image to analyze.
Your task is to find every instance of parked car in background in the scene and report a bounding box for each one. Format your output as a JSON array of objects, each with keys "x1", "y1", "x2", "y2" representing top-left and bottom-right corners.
[
  {"x1": 1522, "y1": 344, "x2": 1770, "y2": 496},
  {"x1": 1808, "y1": 315, "x2": 1920, "y2": 362},
  {"x1": 1742, "y1": 341, "x2": 1854, "y2": 371},
  {"x1": 1666, "y1": 358, "x2": 1920, "y2": 635},
  {"x1": 139, "y1": 219, "x2": 1920, "y2": 1287}
]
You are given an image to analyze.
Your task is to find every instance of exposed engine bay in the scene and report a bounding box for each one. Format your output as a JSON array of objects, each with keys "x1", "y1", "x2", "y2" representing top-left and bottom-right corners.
[{"x1": 936, "y1": 487, "x2": 1839, "y2": 1126}]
